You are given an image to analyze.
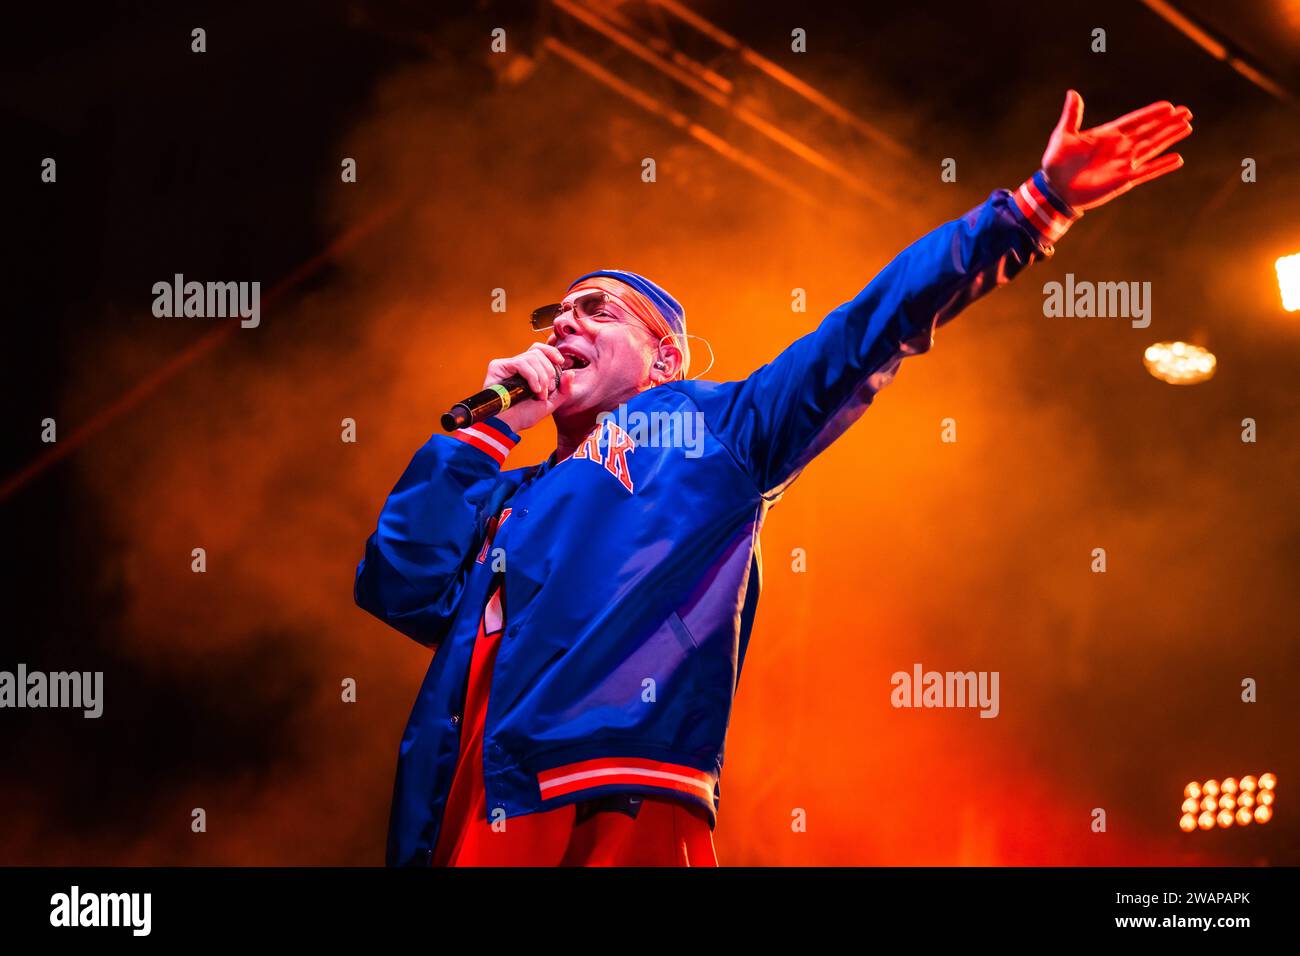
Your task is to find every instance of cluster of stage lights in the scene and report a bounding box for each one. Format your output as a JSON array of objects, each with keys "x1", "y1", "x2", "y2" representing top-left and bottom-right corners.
[
  {"x1": 1141, "y1": 252, "x2": 1300, "y2": 386},
  {"x1": 1179, "y1": 774, "x2": 1277, "y2": 832},
  {"x1": 1143, "y1": 341, "x2": 1216, "y2": 385}
]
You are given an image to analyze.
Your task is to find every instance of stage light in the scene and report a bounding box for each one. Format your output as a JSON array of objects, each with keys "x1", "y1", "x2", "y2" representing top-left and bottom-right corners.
[
  {"x1": 1276, "y1": 253, "x2": 1300, "y2": 311},
  {"x1": 1143, "y1": 341, "x2": 1216, "y2": 384},
  {"x1": 1180, "y1": 773, "x2": 1276, "y2": 833}
]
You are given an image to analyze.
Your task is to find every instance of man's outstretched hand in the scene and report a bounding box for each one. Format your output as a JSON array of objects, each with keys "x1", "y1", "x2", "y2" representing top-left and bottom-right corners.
[{"x1": 1042, "y1": 90, "x2": 1192, "y2": 211}]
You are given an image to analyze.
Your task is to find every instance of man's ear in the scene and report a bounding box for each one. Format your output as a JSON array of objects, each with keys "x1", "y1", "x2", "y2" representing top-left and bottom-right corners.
[{"x1": 653, "y1": 344, "x2": 684, "y2": 383}]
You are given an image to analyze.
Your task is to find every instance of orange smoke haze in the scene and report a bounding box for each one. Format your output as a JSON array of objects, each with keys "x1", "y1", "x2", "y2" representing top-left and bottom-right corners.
[{"x1": 7, "y1": 30, "x2": 1298, "y2": 866}]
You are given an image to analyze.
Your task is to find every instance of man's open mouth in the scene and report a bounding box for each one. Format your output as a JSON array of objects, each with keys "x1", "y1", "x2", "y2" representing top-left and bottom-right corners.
[{"x1": 561, "y1": 353, "x2": 590, "y2": 370}]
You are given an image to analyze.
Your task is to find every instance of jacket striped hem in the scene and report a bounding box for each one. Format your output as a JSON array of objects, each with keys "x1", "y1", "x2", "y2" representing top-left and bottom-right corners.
[
  {"x1": 450, "y1": 417, "x2": 519, "y2": 466},
  {"x1": 537, "y1": 756, "x2": 716, "y2": 802}
]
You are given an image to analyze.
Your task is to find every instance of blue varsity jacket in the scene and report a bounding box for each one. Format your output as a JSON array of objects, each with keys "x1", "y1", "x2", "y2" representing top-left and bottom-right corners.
[{"x1": 355, "y1": 172, "x2": 1080, "y2": 866}]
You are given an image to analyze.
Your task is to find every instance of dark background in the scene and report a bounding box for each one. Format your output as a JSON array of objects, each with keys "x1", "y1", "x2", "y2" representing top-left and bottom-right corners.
[{"x1": 2, "y1": 0, "x2": 1297, "y2": 864}]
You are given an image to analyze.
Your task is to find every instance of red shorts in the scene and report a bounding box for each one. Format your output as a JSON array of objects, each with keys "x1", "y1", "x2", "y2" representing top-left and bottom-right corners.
[
  {"x1": 433, "y1": 790, "x2": 718, "y2": 867},
  {"x1": 432, "y1": 582, "x2": 717, "y2": 867}
]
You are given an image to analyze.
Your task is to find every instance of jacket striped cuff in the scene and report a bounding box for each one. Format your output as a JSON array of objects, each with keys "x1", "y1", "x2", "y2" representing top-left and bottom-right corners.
[
  {"x1": 537, "y1": 757, "x2": 715, "y2": 801},
  {"x1": 1011, "y1": 170, "x2": 1081, "y2": 246},
  {"x1": 450, "y1": 417, "x2": 519, "y2": 466}
]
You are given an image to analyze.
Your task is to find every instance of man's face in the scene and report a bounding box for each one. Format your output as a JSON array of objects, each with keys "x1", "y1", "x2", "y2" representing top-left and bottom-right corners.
[{"x1": 543, "y1": 289, "x2": 663, "y2": 418}]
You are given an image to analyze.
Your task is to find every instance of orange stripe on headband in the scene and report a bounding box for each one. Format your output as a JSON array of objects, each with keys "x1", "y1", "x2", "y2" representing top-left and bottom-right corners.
[{"x1": 567, "y1": 276, "x2": 690, "y2": 379}]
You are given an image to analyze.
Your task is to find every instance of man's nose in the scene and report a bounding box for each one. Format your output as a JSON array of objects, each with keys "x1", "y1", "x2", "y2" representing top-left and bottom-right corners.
[{"x1": 553, "y1": 312, "x2": 581, "y2": 338}]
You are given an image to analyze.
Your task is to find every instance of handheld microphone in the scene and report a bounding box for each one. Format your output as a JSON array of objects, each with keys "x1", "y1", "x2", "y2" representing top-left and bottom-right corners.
[{"x1": 441, "y1": 355, "x2": 584, "y2": 431}]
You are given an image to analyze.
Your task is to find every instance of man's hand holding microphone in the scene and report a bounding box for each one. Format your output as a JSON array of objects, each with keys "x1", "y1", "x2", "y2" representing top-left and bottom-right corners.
[{"x1": 462, "y1": 343, "x2": 569, "y2": 433}]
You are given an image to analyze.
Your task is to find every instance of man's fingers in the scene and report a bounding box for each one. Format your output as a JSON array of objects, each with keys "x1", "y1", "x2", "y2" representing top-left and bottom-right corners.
[
  {"x1": 1128, "y1": 152, "x2": 1185, "y2": 188},
  {"x1": 534, "y1": 352, "x2": 563, "y2": 393},
  {"x1": 525, "y1": 354, "x2": 556, "y2": 395},
  {"x1": 1090, "y1": 100, "x2": 1175, "y2": 135},
  {"x1": 508, "y1": 354, "x2": 550, "y2": 396},
  {"x1": 529, "y1": 342, "x2": 566, "y2": 383},
  {"x1": 511, "y1": 359, "x2": 545, "y2": 397},
  {"x1": 487, "y1": 350, "x2": 561, "y2": 397},
  {"x1": 528, "y1": 341, "x2": 566, "y2": 367},
  {"x1": 1055, "y1": 88, "x2": 1085, "y2": 136},
  {"x1": 1131, "y1": 122, "x2": 1193, "y2": 167},
  {"x1": 1125, "y1": 108, "x2": 1191, "y2": 143}
]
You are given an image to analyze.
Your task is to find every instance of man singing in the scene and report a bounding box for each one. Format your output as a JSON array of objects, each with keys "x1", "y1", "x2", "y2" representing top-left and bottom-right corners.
[{"x1": 355, "y1": 91, "x2": 1192, "y2": 866}]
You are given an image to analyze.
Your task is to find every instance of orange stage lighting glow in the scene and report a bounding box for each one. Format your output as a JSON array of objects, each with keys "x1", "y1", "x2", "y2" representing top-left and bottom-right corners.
[
  {"x1": 1276, "y1": 253, "x2": 1300, "y2": 311},
  {"x1": 1143, "y1": 341, "x2": 1216, "y2": 384}
]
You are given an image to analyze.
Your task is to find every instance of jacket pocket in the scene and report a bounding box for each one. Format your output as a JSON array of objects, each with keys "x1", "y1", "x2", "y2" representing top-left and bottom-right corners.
[{"x1": 666, "y1": 611, "x2": 699, "y2": 652}]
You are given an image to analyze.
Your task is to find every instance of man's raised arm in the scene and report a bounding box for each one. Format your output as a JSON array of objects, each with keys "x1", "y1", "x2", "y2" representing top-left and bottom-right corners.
[{"x1": 689, "y1": 91, "x2": 1191, "y2": 497}]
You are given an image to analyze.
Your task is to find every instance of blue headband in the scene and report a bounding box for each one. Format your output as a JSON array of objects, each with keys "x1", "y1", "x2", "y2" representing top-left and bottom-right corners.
[{"x1": 567, "y1": 269, "x2": 687, "y2": 343}]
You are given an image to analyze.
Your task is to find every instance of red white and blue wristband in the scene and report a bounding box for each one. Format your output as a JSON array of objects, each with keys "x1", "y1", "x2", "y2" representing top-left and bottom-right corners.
[
  {"x1": 449, "y1": 416, "x2": 519, "y2": 467},
  {"x1": 1011, "y1": 169, "x2": 1082, "y2": 246}
]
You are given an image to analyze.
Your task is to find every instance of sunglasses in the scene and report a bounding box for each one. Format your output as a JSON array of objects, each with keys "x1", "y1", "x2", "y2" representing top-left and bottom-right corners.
[{"x1": 530, "y1": 290, "x2": 632, "y2": 332}]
